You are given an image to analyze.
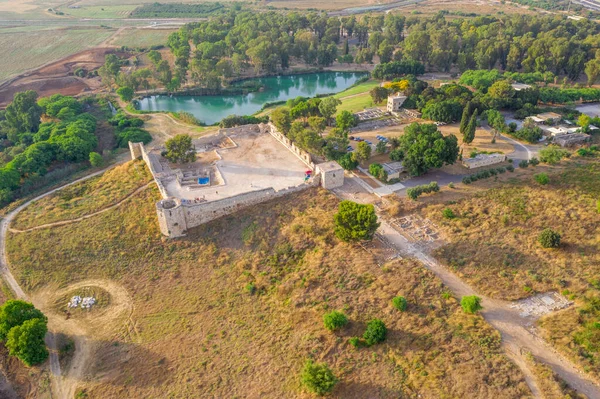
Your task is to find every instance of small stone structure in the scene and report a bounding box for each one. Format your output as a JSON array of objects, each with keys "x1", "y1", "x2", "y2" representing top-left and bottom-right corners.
[
  {"x1": 387, "y1": 93, "x2": 407, "y2": 113},
  {"x1": 316, "y1": 162, "x2": 344, "y2": 189},
  {"x1": 382, "y1": 162, "x2": 404, "y2": 179},
  {"x1": 553, "y1": 133, "x2": 590, "y2": 147},
  {"x1": 132, "y1": 123, "x2": 343, "y2": 237},
  {"x1": 462, "y1": 153, "x2": 506, "y2": 169}
]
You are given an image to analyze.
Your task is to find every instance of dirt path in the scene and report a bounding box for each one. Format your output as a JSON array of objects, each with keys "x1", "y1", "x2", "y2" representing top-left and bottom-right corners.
[
  {"x1": 31, "y1": 279, "x2": 134, "y2": 399},
  {"x1": 9, "y1": 182, "x2": 153, "y2": 233},
  {"x1": 0, "y1": 160, "x2": 129, "y2": 399},
  {"x1": 334, "y1": 175, "x2": 600, "y2": 398}
]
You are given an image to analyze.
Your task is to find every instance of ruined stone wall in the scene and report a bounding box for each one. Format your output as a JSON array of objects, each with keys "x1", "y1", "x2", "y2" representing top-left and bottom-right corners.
[
  {"x1": 260, "y1": 123, "x2": 316, "y2": 170},
  {"x1": 129, "y1": 141, "x2": 169, "y2": 199}
]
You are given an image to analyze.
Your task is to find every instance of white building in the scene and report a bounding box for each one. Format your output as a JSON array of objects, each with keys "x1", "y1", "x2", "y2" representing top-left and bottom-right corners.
[
  {"x1": 387, "y1": 93, "x2": 407, "y2": 113},
  {"x1": 463, "y1": 153, "x2": 506, "y2": 169},
  {"x1": 511, "y1": 83, "x2": 532, "y2": 91}
]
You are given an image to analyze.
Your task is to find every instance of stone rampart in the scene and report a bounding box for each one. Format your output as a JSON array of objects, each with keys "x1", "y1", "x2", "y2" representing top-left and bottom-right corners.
[{"x1": 260, "y1": 123, "x2": 316, "y2": 170}]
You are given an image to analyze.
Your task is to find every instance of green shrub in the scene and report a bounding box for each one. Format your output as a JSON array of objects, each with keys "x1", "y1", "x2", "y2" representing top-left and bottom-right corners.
[
  {"x1": 461, "y1": 295, "x2": 482, "y2": 314},
  {"x1": 406, "y1": 182, "x2": 439, "y2": 200},
  {"x1": 348, "y1": 337, "x2": 362, "y2": 348},
  {"x1": 506, "y1": 164, "x2": 515, "y2": 172},
  {"x1": 89, "y1": 152, "x2": 103, "y2": 167},
  {"x1": 323, "y1": 311, "x2": 348, "y2": 331},
  {"x1": 534, "y1": 173, "x2": 549, "y2": 185},
  {"x1": 392, "y1": 296, "x2": 407, "y2": 311},
  {"x1": 529, "y1": 157, "x2": 540, "y2": 166},
  {"x1": 363, "y1": 319, "x2": 387, "y2": 346},
  {"x1": 301, "y1": 360, "x2": 337, "y2": 396},
  {"x1": 518, "y1": 160, "x2": 529, "y2": 168},
  {"x1": 538, "y1": 228, "x2": 561, "y2": 248},
  {"x1": 442, "y1": 208, "x2": 456, "y2": 219},
  {"x1": 539, "y1": 146, "x2": 570, "y2": 165}
]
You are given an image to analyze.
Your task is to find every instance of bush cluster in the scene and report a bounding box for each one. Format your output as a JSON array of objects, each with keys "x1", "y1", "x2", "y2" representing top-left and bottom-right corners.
[
  {"x1": 461, "y1": 295, "x2": 483, "y2": 314},
  {"x1": 538, "y1": 228, "x2": 561, "y2": 248},
  {"x1": 392, "y1": 296, "x2": 407, "y2": 311},
  {"x1": 406, "y1": 182, "x2": 439, "y2": 200},
  {"x1": 534, "y1": 173, "x2": 549, "y2": 185},
  {"x1": 462, "y1": 166, "x2": 508, "y2": 184},
  {"x1": 323, "y1": 311, "x2": 348, "y2": 331}
]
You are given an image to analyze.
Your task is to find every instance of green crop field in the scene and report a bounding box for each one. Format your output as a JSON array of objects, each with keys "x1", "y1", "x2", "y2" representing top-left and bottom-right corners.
[
  {"x1": 112, "y1": 28, "x2": 177, "y2": 48},
  {"x1": 60, "y1": 5, "x2": 137, "y2": 19},
  {"x1": 0, "y1": 27, "x2": 114, "y2": 82}
]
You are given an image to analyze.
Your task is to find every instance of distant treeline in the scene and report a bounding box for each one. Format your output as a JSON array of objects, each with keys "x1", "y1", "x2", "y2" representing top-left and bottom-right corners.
[{"x1": 130, "y1": 2, "x2": 226, "y2": 18}]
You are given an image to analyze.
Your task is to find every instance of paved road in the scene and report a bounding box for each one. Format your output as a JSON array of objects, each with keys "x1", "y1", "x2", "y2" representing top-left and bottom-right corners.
[{"x1": 335, "y1": 175, "x2": 600, "y2": 398}]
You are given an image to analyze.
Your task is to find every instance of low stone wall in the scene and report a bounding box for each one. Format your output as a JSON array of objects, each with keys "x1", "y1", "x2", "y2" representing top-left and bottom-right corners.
[
  {"x1": 129, "y1": 142, "x2": 169, "y2": 199},
  {"x1": 260, "y1": 123, "x2": 316, "y2": 170}
]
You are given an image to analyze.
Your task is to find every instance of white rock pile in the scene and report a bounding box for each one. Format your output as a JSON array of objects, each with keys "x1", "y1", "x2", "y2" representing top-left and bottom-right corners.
[{"x1": 67, "y1": 295, "x2": 96, "y2": 309}]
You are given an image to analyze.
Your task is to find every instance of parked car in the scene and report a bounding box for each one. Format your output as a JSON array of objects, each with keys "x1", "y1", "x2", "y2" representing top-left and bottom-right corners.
[
  {"x1": 355, "y1": 137, "x2": 363, "y2": 141},
  {"x1": 349, "y1": 136, "x2": 355, "y2": 140},
  {"x1": 346, "y1": 146, "x2": 353, "y2": 152}
]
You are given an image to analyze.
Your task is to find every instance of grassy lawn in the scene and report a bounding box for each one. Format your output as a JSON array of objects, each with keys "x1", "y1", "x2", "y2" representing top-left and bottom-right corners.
[
  {"x1": 0, "y1": 27, "x2": 113, "y2": 81},
  {"x1": 59, "y1": 5, "x2": 136, "y2": 19},
  {"x1": 407, "y1": 156, "x2": 600, "y2": 380},
  {"x1": 11, "y1": 160, "x2": 152, "y2": 230},
  {"x1": 112, "y1": 28, "x2": 177, "y2": 48},
  {"x1": 6, "y1": 174, "x2": 532, "y2": 397},
  {"x1": 333, "y1": 79, "x2": 380, "y2": 99},
  {"x1": 336, "y1": 92, "x2": 380, "y2": 114}
]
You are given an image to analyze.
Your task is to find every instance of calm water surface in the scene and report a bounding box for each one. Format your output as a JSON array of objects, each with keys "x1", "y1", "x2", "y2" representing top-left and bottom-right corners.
[{"x1": 137, "y1": 72, "x2": 368, "y2": 125}]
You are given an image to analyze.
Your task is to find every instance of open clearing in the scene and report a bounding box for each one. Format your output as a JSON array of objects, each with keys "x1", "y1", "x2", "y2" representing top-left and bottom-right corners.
[
  {"x1": 0, "y1": 27, "x2": 114, "y2": 83},
  {"x1": 110, "y1": 28, "x2": 177, "y2": 48},
  {"x1": 5, "y1": 165, "x2": 534, "y2": 398},
  {"x1": 59, "y1": 5, "x2": 137, "y2": 19}
]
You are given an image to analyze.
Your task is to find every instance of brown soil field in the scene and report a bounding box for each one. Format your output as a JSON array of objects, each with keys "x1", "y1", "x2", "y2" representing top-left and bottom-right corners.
[
  {"x1": 6, "y1": 166, "x2": 534, "y2": 398},
  {"x1": 0, "y1": 48, "x2": 127, "y2": 108}
]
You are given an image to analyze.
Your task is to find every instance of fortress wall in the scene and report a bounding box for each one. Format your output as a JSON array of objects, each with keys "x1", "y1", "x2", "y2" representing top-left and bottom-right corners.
[
  {"x1": 260, "y1": 123, "x2": 316, "y2": 170},
  {"x1": 181, "y1": 176, "x2": 320, "y2": 230}
]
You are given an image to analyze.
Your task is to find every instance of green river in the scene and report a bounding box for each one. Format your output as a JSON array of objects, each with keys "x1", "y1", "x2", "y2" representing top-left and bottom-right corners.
[{"x1": 136, "y1": 72, "x2": 368, "y2": 125}]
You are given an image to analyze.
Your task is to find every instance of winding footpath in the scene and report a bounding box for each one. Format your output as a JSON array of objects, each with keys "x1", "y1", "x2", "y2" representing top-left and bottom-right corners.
[{"x1": 0, "y1": 161, "x2": 128, "y2": 399}]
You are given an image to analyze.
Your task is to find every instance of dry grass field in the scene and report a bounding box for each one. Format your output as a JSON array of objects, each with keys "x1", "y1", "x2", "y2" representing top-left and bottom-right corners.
[
  {"x1": 12, "y1": 160, "x2": 152, "y2": 230},
  {"x1": 110, "y1": 28, "x2": 178, "y2": 48},
  {"x1": 402, "y1": 156, "x2": 600, "y2": 380},
  {"x1": 0, "y1": 27, "x2": 114, "y2": 82},
  {"x1": 6, "y1": 164, "x2": 533, "y2": 398}
]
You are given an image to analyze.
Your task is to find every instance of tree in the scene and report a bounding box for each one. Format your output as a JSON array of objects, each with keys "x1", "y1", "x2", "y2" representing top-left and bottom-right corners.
[
  {"x1": 392, "y1": 296, "x2": 407, "y2": 311},
  {"x1": 147, "y1": 50, "x2": 162, "y2": 66},
  {"x1": 461, "y1": 295, "x2": 482, "y2": 314},
  {"x1": 164, "y1": 134, "x2": 196, "y2": 163},
  {"x1": 585, "y1": 58, "x2": 600, "y2": 87},
  {"x1": 375, "y1": 140, "x2": 386, "y2": 155},
  {"x1": 323, "y1": 311, "x2": 348, "y2": 331},
  {"x1": 5, "y1": 90, "x2": 42, "y2": 134},
  {"x1": 459, "y1": 102, "x2": 471, "y2": 137},
  {"x1": 338, "y1": 153, "x2": 358, "y2": 170},
  {"x1": 301, "y1": 360, "x2": 337, "y2": 396},
  {"x1": 89, "y1": 152, "x2": 103, "y2": 167},
  {"x1": 363, "y1": 319, "x2": 387, "y2": 346},
  {"x1": 398, "y1": 123, "x2": 459, "y2": 176},
  {"x1": 6, "y1": 318, "x2": 48, "y2": 366},
  {"x1": 336, "y1": 111, "x2": 357, "y2": 131},
  {"x1": 463, "y1": 109, "x2": 477, "y2": 145},
  {"x1": 538, "y1": 228, "x2": 561, "y2": 248},
  {"x1": 116, "y1": 86, "x2": 134, "y2": 102},
  {"x1": 334, "y1": 200, "x2": 380, "y2": 242},
  {"x1": 486, "y1": 109, "x2": 506, "y2": 139},
  {"x1": 0, "y1": 300, "x2": 46, "y2": 341},
  {"x1": 354, "y1": 141, "x2": 371, "y2": 163},
  {"x1": 307, "y1": 116, "x2": 326, "y2": 135},
  {"x1": 370, "y1": 87, "x2": 389, "y2": 103},
  {"x1": 318, "y1": 97, "x2": 341, "y2": 125},
  {"x1": 270, "y1": 107, "x2": 292, "y2": 134},
  {"x1": 539, "y1": 146, "x2": 569, "y2": 165}
]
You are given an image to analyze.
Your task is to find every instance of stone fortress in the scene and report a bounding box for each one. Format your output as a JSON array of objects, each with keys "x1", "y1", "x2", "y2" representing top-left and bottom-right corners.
[{"x1": 130, "y1": 123, "x2": 344, "y2": 237}]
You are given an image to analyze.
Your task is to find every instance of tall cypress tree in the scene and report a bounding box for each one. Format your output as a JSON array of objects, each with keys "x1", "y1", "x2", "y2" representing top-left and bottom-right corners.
[
  {"x1": 463, "y1": 108, "x2": 478, "y2": 145},
  {"x1": 459, "y1": 102, "x2": 471, "y2": 136},
  {"x1": 343, "y1": 39, "x2": 349, "y2": 55}
]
